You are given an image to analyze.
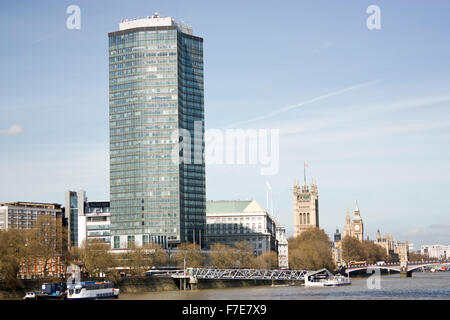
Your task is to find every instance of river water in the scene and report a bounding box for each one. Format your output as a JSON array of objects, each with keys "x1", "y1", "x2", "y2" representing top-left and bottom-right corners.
[{"x1": 120, "y1": 272, "x2": 450, "y2": 300}]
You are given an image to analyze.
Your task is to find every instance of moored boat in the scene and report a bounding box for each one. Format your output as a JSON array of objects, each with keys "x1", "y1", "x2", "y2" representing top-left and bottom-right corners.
[
  {"x1": 304, "y1": 269, "x2": 351, "y2": 287},
  {"x1": 323, "y1": 275, "x2": 351, "y2": 287},
  {"x1": 23, "y1": 291, "x2": 37, "y2": 300},
  {"x1": 67, "y1": 281, "x2": 119, "y2": 300},
  {"x1": 24, "y1": 282, "x2": 67, "y2": 300}
]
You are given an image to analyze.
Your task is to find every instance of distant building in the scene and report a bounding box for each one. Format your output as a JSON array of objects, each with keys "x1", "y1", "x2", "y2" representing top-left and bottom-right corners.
[
  {"x1": 342, "y1": 202, "x2": 364, "y2": 241},
  {"x1": 334, "y1": 227, "x2": 342, "y2": 242},
  {"x1": 336, "y1": 203, "x2": 365, "y2": 266},
  {"x1": 293, "y1": 180, "x2": 319, "y2": 237},
  {"x1": 65, "y1": 191, "x2": 110, "y2": 248},
  {"x1": 332, "y1": 228, "x2": 343, "y2": 267},
  {"x1": 18, "y1": 256, "x2": 66, "y2": 280},
  {"x1": 206, "y1": 200, "x2": 277, "y2": 256},
  {"x1": 274, "y1": 219, "x2": 289, "y2": 269},
  {"x1": 375, "y1": 229, "x2": 395, "y2": 256},
  {"x1": 84, "y1": 201, "x2": 111, "y2": 244},
  {"x1": 0, "y1": 202, "x2": 63, "y2": 230},
  {"x1": 0, "y1": 202, "x2": 66, "y2": 279},
  {"x1": 421, "y1": 244, "x2": 450, "y2": 259},
  {"x1": 66, "y1": 191, "x2": 87, "y2": 247}
]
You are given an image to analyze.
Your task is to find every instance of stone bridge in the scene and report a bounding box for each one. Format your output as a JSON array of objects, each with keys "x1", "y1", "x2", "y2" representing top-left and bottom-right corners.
[{"x1": 345, "y1": 260, "x2": 450, "y2": 277}]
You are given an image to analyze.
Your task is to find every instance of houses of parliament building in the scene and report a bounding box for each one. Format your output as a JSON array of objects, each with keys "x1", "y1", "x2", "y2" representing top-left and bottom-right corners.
[{"x1": 293, "y1": 179, "x2": 319, "y2": 237}]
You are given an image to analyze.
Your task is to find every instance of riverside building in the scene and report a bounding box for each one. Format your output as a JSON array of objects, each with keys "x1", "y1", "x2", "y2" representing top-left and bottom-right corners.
[
  {"x1": 293, "y1": 179, "x2": 319, "y2": 237},
  {"x1": 342, "y1": 202, "x2": 364, "y2": 241},
  {"x1": 65, "y1": 190, "x2": 111, "y2": 247},
  {"x1": 108, "y1": 13, "x2": 206, "y2": 249},
  {"x1": 206, "y1": 200, "x2": 278, "y2": 256},
  {"x1": 274, "y1": 218, "x2": 289, "y2": 269},
  {"x1": 0, "y1": 202, "x2": 63, "y2": 230},
  {"x1": 421, "y1": 244, "x2": 450, "y2": 259}
]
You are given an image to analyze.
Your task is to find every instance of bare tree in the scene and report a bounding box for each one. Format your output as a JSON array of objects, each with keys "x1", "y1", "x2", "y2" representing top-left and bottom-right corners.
[
  {"x1": 255, "y1": 251, "x2": 278, "y2": 270},
  {"x1": 288, "y1": 228, "x2": 335, "y2": 270},
  {"x1": 174, "y1": 242, "x2": 204, "y2": 268},
  {"x1": 233, "y1": 241, "x2": 257, "y2": 269},
  {"x1": 208, "y1": 243, "x2": 237, "y2": 268},
  {"x1": 73, "y1": 239, "x2": 118, "y2": 279},
  {"x1": 26, "y1": 215, "x2": 66, "y2": 277},
  {"x1": 0, "y1": 229, "x2": 27, "y2": 289}
]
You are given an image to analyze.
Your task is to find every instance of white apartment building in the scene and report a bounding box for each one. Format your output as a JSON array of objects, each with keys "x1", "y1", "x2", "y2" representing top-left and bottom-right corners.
[
  {"x1": 421, "y1": 244, "x2": 450, "y2": 259},
  {"x1": 274, "y1": 219, "x2": 289, "y2": 269}
]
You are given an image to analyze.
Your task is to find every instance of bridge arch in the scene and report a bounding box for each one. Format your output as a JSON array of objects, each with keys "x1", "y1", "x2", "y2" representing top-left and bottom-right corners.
[{"x1": 345, "y1": 260, "x2": 450, "y2": 275}]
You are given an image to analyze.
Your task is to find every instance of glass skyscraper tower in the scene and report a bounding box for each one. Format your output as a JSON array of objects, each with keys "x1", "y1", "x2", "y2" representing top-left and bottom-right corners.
[{"x1": 108, "y1": 14, "x2": 205, "y2": 249}]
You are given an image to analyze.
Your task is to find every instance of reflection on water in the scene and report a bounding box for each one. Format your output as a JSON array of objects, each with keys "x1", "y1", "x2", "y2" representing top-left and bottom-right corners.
[{"x1": 120, "y1": 272, "x2": 450, "y2": 300}]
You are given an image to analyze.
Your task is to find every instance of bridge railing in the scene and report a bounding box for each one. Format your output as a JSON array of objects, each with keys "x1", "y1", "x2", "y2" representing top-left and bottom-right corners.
[{"x1": 171, "y1": 268, "x2": 312, "y2": 281}]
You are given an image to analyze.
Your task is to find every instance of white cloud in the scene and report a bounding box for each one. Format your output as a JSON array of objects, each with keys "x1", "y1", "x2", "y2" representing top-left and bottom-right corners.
[{"x1": 0, "y1": 124, "x2": 23, "y2": 135}]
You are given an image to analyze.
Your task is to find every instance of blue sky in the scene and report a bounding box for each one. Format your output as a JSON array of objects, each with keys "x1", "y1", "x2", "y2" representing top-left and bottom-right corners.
[{"x1": 1, "y1": 0, "x2": 450, "y2": 247}]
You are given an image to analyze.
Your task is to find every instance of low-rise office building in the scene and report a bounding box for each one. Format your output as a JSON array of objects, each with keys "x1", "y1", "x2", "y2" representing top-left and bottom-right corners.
[
  {"x1": 65, "y1": 191, "x2": 111, "y2": 247},
  {"x1": 0, "y1": 201, "x2": 63, "y2": 230},
  {"x1": 85, "y1": 201, "x2": 111, "y2": 244}
]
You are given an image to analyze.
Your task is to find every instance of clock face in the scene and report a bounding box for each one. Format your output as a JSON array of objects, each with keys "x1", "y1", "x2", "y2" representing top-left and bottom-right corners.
[{"x1": 354, "y1": 225, "x2": 360, "y2": 231}]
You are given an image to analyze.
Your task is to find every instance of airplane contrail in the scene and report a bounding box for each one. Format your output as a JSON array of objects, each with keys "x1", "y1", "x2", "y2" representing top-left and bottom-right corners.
[{"x1": 227, "y1": 80, "x2": 379, "y2": 127}]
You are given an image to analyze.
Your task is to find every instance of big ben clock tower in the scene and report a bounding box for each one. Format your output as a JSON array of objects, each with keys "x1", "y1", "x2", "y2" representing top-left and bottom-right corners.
[{"x1": 352, "y1": 201, "x2": 364, "y2": 241}]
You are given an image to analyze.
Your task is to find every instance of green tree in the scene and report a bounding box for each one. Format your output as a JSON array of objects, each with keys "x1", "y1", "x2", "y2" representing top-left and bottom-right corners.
[{"x1": 288, "y1": 228, "x2": 335, "y2": 270}]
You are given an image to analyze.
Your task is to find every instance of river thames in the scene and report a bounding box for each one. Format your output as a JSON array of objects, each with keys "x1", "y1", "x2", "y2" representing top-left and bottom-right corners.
[{"x1": 120, "y1": 272, "x2": 450, "y2": 300}]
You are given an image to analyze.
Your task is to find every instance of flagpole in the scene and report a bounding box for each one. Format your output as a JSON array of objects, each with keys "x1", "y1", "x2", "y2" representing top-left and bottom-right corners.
[
  {"x1": 304, "y1": 161, "x2": 306, "y2": 185},
  {"x1": 270, "y1": 189, "x2": 273, "y2": 216}
]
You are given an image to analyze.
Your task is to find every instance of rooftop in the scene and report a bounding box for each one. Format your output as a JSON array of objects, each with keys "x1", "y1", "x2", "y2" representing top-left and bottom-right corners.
[
  {"x1": 0, "y1": 202, "x2": 62, "y2": 210},
  {"x1": 119, "y1": 12, "x2": 192, "y2": 35},
  {"x1": 206, "y1": 200, "x2": 266, "y2": 214}
]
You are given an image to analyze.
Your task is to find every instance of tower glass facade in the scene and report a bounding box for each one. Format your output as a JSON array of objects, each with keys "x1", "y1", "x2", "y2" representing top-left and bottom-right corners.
[{"x1": 108, "y1": 16, "x2": 205, "y2": 248}]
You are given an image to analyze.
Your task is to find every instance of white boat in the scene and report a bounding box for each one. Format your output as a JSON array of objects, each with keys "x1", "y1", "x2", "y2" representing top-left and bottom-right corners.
[
  {"x1": 304, "y1": 269, "x2": 351, "y2": 287},
  {"x1": 323, "y1": 275, "x2": 351, "y2": 287},
  {"x1": 67, "y1": 281, "x2": 119, "y2": 300},
  {"x1": 23, "y1": 292, "x2": 37, "y2": 300}
]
